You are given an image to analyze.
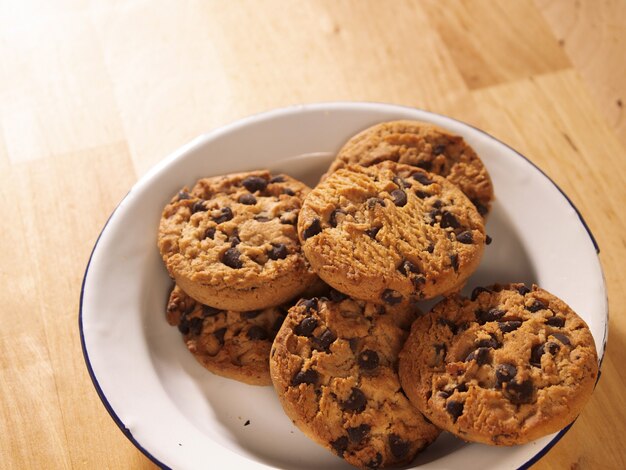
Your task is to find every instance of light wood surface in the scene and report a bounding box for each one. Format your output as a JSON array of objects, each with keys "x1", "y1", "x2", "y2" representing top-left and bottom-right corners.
[{"x1": 1, "y1": 1, "x2": 625, "y2": 468}]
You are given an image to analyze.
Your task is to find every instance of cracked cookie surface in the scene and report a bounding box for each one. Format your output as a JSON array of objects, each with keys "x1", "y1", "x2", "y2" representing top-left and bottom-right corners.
[
  {"x1": 158, "y1": 170, "x2": 318, "y2": 310},
  {"x1": 269, "y1": 293, "x2": 439, "y2": 469},
  {"x1": 298, "y1": 161, "x2": 486, "y2": 304},
  {"x1": 167, "y1": 285, "x2": 289, "y2": 385},
  {"x1": 327, "y1": 120, "x2": 494, "y2": 217},
  {"x1": 398, "y1": 283, "x2": 598, "y2": 445}
]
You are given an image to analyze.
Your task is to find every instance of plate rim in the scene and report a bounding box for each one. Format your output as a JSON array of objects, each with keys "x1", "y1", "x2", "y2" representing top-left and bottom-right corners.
[{"x1": 79, "y1": 101, "x2": 608, "y2": 470}]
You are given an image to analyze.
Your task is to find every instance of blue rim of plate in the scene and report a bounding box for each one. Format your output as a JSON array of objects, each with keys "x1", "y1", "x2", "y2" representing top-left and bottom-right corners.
[{"x1": 79, "y1": 102, "x2": 608, "y2": 470}]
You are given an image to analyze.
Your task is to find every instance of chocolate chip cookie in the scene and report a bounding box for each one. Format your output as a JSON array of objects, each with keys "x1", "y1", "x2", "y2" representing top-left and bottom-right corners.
[
  {"x1": 398, "y1": 283, "x2": 599, "y2": 445},
  {"x1": 326, "y1": 120, "x2": 494, "y2": 217},
  {"x1": 167, "y1": 284, "x2": 289, "y2": 385},
  {"x1": 298, "y1": 161, "x2": 486, "y2": 304},
  {"x1": 158, "y1": 171, "x2": 318, "y2": 310},
  {"x1": 270, "y1": 294, "x2": 440, "y2": 468}
]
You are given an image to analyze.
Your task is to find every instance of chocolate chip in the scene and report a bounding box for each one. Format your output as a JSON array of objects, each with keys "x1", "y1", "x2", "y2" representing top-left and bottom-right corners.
[
  {"x1": 203, "y1": 227, "x2": 216, "y2": 239},
  {"x1": 530, "y1": 343, "x2": 546, "y2": 367},
  {"x1": 229, "y1": 235, "x2": 241, "y2": 246},
  {"x1": 238, "y1": 193, "x2": 256, "y2": 205},
  {"x1": 330, "y1": 436, "x2": 348, "y2": 457},
  {"x1": 348, "y1": 338, "x2": 359, "y2": 353},
  {"x1": 488, "y1": 308, "x2": 506, "y2": 321},
  {"x1": 381, "y1": 289, "x2": 402, "y2": 305},
  {"x1": 366, "y1": 453, "x2": 383, "y2": 469},
  {"x1": 440, "y1": 211, "x2": 460, "y2": 229},
  {"x1": 455, "y1": 383, "x2": 469, "y2": 393},
  {"x1": 283, "y1": 188, "x2": 295, "y2": 196},
  {"x1": 268, "y1": 243, "x2": 288, "y2": 260},
  {"x1": 552, "y1": 333, "x2": 571, "y2": 346},
  {"x1": 465, "y1": 347, "x2": 490, "y2": 366},
  {"x1": 433, "y1": 144, "x2": 446, "y2": 155},
  {"x1": 498, "y1": 320, "x2": 522, "y2": 333},
  {"x1": 415, "y1": 189, "x2": 431, "y2": 199},
  {"x1": 470, "y1": 286, "x2": 491, "y2": 301},
  {"x1": 341, "y1": 388, "x2": 367, "y2": 412},
  {"x1": 269, "y1": 175, "x2": 285, "y2": 183},
  {"x1": 347, "y1": 424, "x2": 370, "y2": 444},
  {"x1": 254, "y1": 215, "x2": 271, "y2": 222},
  {"x1": 191, "y1": 200, "x2": 207, "y2": 213},
  {"x1": 475, "y1": 308, "x2": 505, "y2": 324},
  {"x1": 358, "y1": 350, "x2": 380, "y2": 370},
  {"x1": 246, "y1": 326, "x2": 269, "y2": 341},
  {"x1": 329, "y1": 208, "x2": 345, "y2": 227},
  {"x1": 241, "y1": 310, "x2": 262, "y2": 319},
  {"x1": 295, "y1": 316, "x2": 317, "y2": 337},
  {"x1": 413, "y1": 172, "x2": 434, "y2": 185},
  {"x1": 476, "y1": 336, "x2": 502, "y2": 349},
  {"x1": 434, "y1": 343, "x2": 447, "y2": 357},
  {"x1": 291, "y1": 369, "x2": 318, "y2": 386},
  {"x1": 411, "y1": 275, "x2": 426, "y2": 289},
  {"x1": 389, "y1": 434, "x2": 411, "y2": 459},
  {"x1": 302, "y1": 298, "x2": 318, "y2": 312},
  {"x1": 391, "y1": 189, "x2": 407, "y2": 207},
  {"x1": 202, "y1": 305, "x2": 221, "y2": 317},
  {"x1": 177, "y1": 191, "x2": 191, "y2": 200},
  {"x1": 446, "y1": 400, "x2": 464, "y2": 422},
  {"x1": 314, "y1": 329, "x2": 336, "y2": 351},
  {"x1": 437, "y1": 317, "x2": 458, "y2": 335},
  {"x1": 546, "y1": 316, "x2": 565, "y2": 327},
  {"x1": 495, "y1": 364, "x2": 517, "y2": 387},
  {"x1": 486, "y1": 234, "x2": 493, "y2": 245},
  {"x1": 329, "y1": 289, "x2": 347, "y2": 302},
  {"x1": 366, "y1": 197, "x2": 386, "y2": 209},
  {"x1": 527, "y1": 299, "x2": 548, "y2": 313},
  {"x1": 455, "y1": 231, "x2": 473, "y2": 244},
  {"x1": 177, "y1": 319, "x2": 190, "y2": 335},
  {"x1": 427, "y1": 208, "x2": 441, "y2": 225},
  {"x1": 214, "y1": 327, "x2": 227, "y2": 345},
  {"x1": 178, "y1": 317, "x2": 203, "y2": 336},
  {"x1": 449, "y1": 253, "x2": 459, "y2": 272},
  {"x1": 222, "y1": 247, "x2": 243, "y2": 269},
  {"x1": 504, "y1": 379, "x2": 534, "y2": 404},
  {"x1": 546, "y1": 341, "x2": 560, "y2": 355},
  {"x1": 398, "y1": 259, "x2": 420, "y2": 276},
  {"x1": 471, "y1": 199, "x2": 488, "y2": 217},
  {"x1": 242, "y1": 175, "x2": 268, "y2": 193},
  {"x1": 437, "y1": 390, "x2": 451, "y2": 399},
  {"x1": 426, "y1": 243, "x2": 435, "y2": 253},
  {"x1": 365, "y1": 226, "x2": 381, "y2": 239},
  {"x1": 416, "y1": 160, "x2": 433, "y2": 171},
  {"x1": 302, "y1": 218, "x2": 322, "y2": 240},
  {"x1": 187, "y1": 317, "x2": 204, "y2": 336},
  {"x1": 213, "y1": 206, "x2": 234, "y2": 224},
  {"x1": 515, "y1": 284, "x2": 531, "y2": 296}
]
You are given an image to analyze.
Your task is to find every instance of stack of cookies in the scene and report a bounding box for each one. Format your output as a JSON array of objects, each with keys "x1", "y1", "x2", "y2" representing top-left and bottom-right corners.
[{"x1": 157, "y1": 121, "x2": 599, "y2": 469}]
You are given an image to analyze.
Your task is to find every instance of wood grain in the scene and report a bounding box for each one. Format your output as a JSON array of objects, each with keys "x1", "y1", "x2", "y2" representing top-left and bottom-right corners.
[{"x1": 1, "y1": 0, "x2": 624, "y2": 468}]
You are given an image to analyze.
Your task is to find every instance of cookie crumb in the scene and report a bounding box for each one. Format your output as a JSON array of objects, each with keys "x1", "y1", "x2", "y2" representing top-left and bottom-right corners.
[{"x1": 244, "y1": 420, "x2": 250, "y2": 426}]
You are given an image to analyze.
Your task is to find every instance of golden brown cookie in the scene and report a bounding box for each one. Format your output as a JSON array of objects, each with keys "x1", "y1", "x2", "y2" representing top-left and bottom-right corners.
[
  {"x1": 398, "y1": 283, "x2": 599, "y2": 445},
  {"x1": 167, "y1": 285, "x2": 289, "y2": 385},
  {"x1": 158, "y1": 171, "x2": 318, "y2": 310},
  {"x1": 298, "y1": 161, "x2": 486, "y2": 304},
  {"x1": 327, "y1": 120, "x2": 494, "y2": 217},
  {"x1": 270, "y1": 293, "x2": 440, "y2": 468}
]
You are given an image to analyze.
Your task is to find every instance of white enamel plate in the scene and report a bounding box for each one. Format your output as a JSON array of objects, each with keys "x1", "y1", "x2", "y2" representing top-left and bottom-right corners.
[{"x1": 80, "y1": 103, "x2": 607, "y2": 469}]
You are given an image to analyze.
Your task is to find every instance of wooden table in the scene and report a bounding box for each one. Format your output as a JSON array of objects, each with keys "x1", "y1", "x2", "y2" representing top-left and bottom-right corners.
[{"x1": 2, "y1": 1, "x2": 625, "y2": 468}]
